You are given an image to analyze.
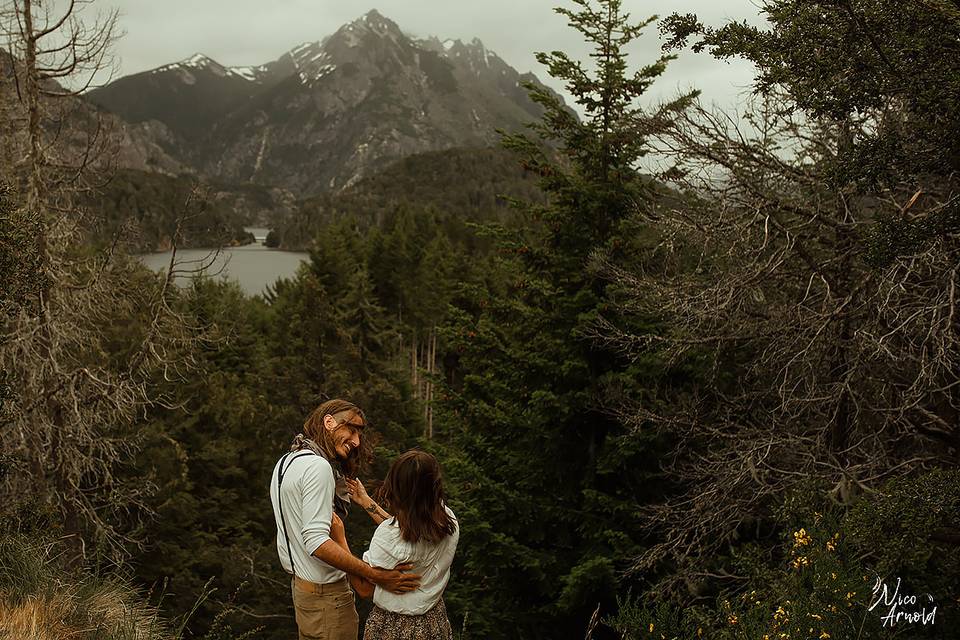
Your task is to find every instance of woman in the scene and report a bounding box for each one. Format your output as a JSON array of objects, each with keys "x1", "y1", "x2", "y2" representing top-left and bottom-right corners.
[{"x1": 342, "y1": 449, "x2": 459, "y2": 640}]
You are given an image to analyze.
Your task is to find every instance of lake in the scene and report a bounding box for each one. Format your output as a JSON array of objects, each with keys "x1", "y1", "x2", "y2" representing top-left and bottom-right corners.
[{"x1": 139, "y1": 229, "x2": 310, "y2": 296}]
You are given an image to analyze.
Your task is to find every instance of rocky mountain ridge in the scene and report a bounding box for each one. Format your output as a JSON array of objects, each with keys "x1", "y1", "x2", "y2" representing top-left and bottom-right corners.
[{"x1": 86, "y1": 10, "x2": 566, "y2": 196}]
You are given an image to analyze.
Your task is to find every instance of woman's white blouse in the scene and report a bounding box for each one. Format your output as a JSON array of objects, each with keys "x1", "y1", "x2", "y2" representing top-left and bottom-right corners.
[{"x1": 362, "y1": 505, "x2": 459, "y2": 615}]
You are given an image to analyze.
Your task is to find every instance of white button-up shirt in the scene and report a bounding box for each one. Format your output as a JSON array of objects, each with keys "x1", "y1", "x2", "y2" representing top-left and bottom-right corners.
[
  {"x1": 270, "y1": 452, "x2": 347, "y2": 585},
  {"x1": 363, "y1": 505, "x2": 459, "y2": 615}
]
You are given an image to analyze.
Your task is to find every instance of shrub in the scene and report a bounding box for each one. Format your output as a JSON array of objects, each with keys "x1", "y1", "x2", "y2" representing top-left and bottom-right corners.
[{"x1": 605, "y1": 471, "x2": 959, "y2": 639}]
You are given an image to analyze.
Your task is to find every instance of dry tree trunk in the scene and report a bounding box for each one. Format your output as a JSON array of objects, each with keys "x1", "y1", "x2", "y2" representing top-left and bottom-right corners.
[
  {"x1": 411, "y1": 333, "x2": 418, "y2": 398},
  {"x1": 424, "y1": 326, "x2": 436, "y2": 439},
  {"x1": 0, "y1": 0, "x2": 214, "y2": 559}
]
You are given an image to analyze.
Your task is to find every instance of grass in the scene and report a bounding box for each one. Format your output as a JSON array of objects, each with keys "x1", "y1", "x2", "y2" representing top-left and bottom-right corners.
[{"x1": 0, "y1": 534, "x2": 170, "y2": 640}]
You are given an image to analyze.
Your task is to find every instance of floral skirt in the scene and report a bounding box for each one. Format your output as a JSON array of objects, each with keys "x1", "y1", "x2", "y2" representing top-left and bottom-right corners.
[{"x1": 363, "y1": 598, "x2": 453, "y2": 640}]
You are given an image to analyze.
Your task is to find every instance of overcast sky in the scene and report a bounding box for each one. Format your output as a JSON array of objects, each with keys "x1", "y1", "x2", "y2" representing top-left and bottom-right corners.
[{"x1": 96, "y1": 0, "x2": 767, "y2": 113}]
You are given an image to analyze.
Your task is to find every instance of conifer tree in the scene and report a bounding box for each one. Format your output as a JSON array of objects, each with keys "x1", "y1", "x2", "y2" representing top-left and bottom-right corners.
[
  {"x1": 435, "y1": 1, "x2": 693, "y2": 637},
  {"x1": 660, "y1": 0, "x2": 960, "y2": 256},
  {"x1": 336, "y1": 264, "x2": 394, "y2": 380}
]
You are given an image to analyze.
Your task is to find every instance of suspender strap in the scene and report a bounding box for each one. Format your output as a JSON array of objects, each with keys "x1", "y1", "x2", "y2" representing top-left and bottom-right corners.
[{"x1": 277, "y1": 451, "x2": 316, "y2": 576}]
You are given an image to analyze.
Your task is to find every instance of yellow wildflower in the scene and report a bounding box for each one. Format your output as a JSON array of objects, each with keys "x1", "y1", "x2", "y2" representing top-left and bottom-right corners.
[
  {"x1": 793, "y1": 528, "x2": 812, "y2": 547},
  {"x1": 649, "y1": 623, "x2": 654, "y2": 633},
  {"x1": 826, "y1": 533, "x2": 839, "y2": 551},
  {"x1": 820, "y1": 632, "x2": 831, "y2": 639},
  {"x1": 727, "y1": 614, "x2": 738, "y2": 626}
]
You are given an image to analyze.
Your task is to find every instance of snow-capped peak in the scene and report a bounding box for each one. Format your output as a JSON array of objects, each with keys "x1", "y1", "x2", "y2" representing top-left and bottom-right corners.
[
  {"x1": 344, "y1": 8, "x2": 403, "y2": 39},
  {"x1": 184, "y1": 53, "x2": 214, "y2": 66},
  {"x1": 151, "y1": 53, "x2": 231, "y2": 78}
]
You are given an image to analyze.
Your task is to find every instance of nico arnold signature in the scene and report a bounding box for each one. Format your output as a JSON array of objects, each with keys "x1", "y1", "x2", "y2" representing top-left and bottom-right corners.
[{"x1": 868, "y1": 577, "x2": 937, "y2": 627}]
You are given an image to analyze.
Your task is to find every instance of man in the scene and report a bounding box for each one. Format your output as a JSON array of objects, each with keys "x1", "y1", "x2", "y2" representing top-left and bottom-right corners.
[{"x1": 271, "y1": 399, "x2": 420, "y2": 640}]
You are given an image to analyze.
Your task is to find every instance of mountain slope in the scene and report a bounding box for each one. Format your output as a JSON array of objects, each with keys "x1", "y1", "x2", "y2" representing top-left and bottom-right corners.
[
  {"x1": 0, "y1": 49, "x2": 189, "y2": 180},
  {"x1": 271, "y1": 145, "x2": 544, "y2": 249},
  {"x1": 85, "y1": 53, "x2": 267, "y2": 154}
]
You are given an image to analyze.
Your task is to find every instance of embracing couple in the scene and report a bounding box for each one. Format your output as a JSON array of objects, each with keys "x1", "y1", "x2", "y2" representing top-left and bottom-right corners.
[{"x1": 270, "y1": 399, "x2": 459, "y2": 640}]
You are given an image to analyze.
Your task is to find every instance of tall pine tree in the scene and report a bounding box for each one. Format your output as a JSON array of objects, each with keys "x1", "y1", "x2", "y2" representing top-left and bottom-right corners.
[{"x1": 435, "y1": 1, "x2": 695, "y2": 637}]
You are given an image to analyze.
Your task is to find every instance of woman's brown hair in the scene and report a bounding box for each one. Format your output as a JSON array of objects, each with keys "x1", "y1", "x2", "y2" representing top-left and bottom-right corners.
[
  {"x1": 378, "y1": 449, "x2": 456, "y2": 544},
  {"x1": 302, "y1": 399, "x2": 369, "y2": 477}
]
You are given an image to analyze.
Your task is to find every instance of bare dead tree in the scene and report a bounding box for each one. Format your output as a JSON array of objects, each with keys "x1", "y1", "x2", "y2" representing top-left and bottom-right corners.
[
  {"x1": 589, "y1": 93, "x2": 959, "y2": 594},
  {"x1": 0, "y1": 0, "x2": 216, "y2": 558}
]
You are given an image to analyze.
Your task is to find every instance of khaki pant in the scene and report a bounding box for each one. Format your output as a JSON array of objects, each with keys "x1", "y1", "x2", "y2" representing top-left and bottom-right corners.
[{"x1": 291, "y1": 576, "x2": 359, "y2": 640}]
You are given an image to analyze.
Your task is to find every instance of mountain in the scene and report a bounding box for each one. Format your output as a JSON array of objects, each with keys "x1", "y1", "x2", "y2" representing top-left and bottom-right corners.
[
  {"x1": 0, "y1": 49, "x2": 189, "y2": 181},
  {"x1": 86, "y1": 53, "x2": 293, "y2": 145},
  {"x1": 86, "y1": 10, "x2": 568, "y2": 196}
]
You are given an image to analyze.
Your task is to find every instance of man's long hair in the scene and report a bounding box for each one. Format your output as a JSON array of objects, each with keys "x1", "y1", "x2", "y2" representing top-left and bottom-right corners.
[
  {"x1": 378, "y1": 449, "x2": 457, "y2": 544},
  {"x1": 302, "y1": 399, "x2": 368, "y2": 477}
]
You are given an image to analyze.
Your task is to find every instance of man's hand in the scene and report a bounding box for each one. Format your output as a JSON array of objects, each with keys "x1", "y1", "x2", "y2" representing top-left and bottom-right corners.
[{"x1": 372, "y1": 562, "x2": 421, "y2": 595}]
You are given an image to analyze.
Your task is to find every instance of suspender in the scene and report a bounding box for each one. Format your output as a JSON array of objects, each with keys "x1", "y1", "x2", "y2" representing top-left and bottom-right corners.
[{"x1": 276, "y1": 451, "x2": 316, "y2": 575}]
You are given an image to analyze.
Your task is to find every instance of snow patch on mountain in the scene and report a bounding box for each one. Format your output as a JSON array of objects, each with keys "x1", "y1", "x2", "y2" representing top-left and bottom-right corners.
[
  {"x1": 230, "y1": 64, "x2": 270, "y2": 82},
  {"x1": 151, "y1": 53, "x2": 267, "y2": 83},
  {"x1": 286, "y1": 41, "x2": 337, "y2": 85}
]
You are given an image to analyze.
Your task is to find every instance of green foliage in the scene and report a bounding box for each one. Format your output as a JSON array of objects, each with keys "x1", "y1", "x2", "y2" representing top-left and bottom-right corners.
[
  {"x1": 865, "y1": 203, "x2": 960, "y2": 268},
  {"x1": 844, "y1": 470, "x2": 960, "y2": 595},
  {"x1": 0, "y1": 183, "x2": 44, "y2": 319},
  {"x1": 88, "y1": 169, "x2": 253, "y2": 253},
  {"x1": 607, "y1": 472, "x2": 960, "y2": 638},
  {"x1": 432, "y1": 1, "x2": 689, "y2": 637},
  {"x1": 558, "y1": 556, "x2": 617, "y2": 613},
  {"x1": 660, "y1": 0, "x2": 960, "y2": 261},
  {"x1": 0, "y1": 183, "x2": 43, "y2": 441},
  {"x1": 272, "y1": 146, "x2": 544, "y2": 250},
  {"x1": 661, "y1": 2, "x2": 960, "y2": 138}
]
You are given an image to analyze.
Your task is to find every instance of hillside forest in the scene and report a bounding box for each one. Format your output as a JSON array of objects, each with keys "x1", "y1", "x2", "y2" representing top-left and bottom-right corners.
[{"x1": 1, "y1": 1, "x2": 958, "y2": 639}]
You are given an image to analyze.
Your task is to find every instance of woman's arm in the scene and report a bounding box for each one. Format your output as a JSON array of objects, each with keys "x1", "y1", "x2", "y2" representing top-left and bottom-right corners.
[
  {"x1": 350, "y1": 574, "x2": 375, "y2": 599},
  {"x1": 329, "y1": 513, "x2": 377, "y2": 598},
  {"x1": 346, "y1": 478, "x2": 392, "y2": 525}
]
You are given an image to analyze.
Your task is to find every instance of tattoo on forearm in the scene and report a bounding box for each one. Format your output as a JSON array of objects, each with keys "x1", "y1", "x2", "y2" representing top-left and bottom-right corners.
[{"x1": 366, "y1": 503, "x2": 378, "y2": 514}]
